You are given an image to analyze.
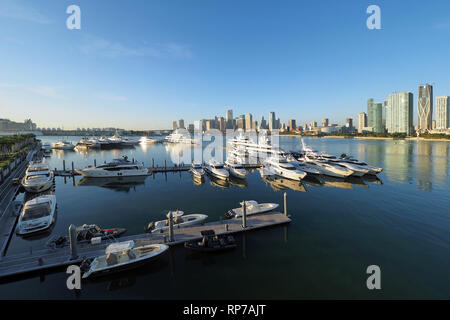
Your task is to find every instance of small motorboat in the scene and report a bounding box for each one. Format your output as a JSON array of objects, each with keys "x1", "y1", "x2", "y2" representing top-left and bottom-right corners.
[
  {"x1": 225, "y1": 200, "x2": 279, "y2": 219},
  {"x1": 204, "y1": 161, "x2": 229, "y2": 180},
  {"x1": 21, "y1": 171, "x2": 54, "y2": 193},
  {"x1": 184, "y1": 230, "x2": 236, "y2": 252},
  {"x1": 51, "y1": 140, "x2": 75, "y2": 150},
  {"x1": 81, "y1": 241, "x2": 169, "y2": 279},
  {"x1": 190, "y1": 162, "x2": 205, "y2": 177},
  {"x1": 17, "y1": 194, "x2": 56, "y2": 236},
  {"x1": 225, "y1": 159, "x2": 247, "y2": 179},
  {"x1": 145, "y1": 210, "x2": 208, "y2": 233}
]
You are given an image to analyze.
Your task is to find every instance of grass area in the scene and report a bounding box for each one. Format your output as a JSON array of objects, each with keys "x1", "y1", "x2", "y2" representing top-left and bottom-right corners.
[
  {"x1": 0, "y1": 135, "x2": 35, "y2": 170},
  {"x1": 0, "y1": 134, "x2": 35, "y2": 146}
]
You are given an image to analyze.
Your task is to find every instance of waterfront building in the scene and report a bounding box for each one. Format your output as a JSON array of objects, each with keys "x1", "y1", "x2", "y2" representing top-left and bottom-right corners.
[
  {"x1": 346, "y1": 118, "x2": 353, "y2": 129},
  {"x1": 218, "y1": 117, "x2": 226, "y2": 132},
  {"x1": 367, "y1": 98, "x2": 383, "y2": 133},
  {"x1": 322, "y1": 118, "x2": 329, "y2": 127},
  {"x1": 172, "y1": 121, "x2": 177, "y2": 130},
  {"x1": 252, "y1": 120, "x2": 258, "y2": 131},
  {"x1": 237, "y1": 118, "x2": 245, "y2": 130},
  {"x1": 418, "y1": 84, "x2": 433, "y2": 132},
  {"x1": 436, "y1": 96, "x2": 450, "y2": 129},
  {"x1": 386, "y1": 92, "x2": 414, "y2": 135},
  {"x1": 358, "y1": 112, "x2": 367, "y2": 133},
  {"x1": 178, "y1": 119, "x2": 185, "y2": 129},
  {"x1": 194, "y1": 120, "x2": 203, "y2": 133},
  {"x1": 0, "y1": 118, "x2": 37, "y2": 131},
  {"x1": 260, "y1": 116, "x2": 267, "y2": 130},
  {"x1": 310, "y1": 121, "x2": 317, "y2": 128}
]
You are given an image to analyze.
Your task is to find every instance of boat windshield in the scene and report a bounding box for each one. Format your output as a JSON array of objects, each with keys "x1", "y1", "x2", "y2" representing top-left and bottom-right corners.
[
  {"x1": 279, "y1": 163, "x2": 295, "y2": 170},
  {"x1": 28, "y1": 166, "x2": 49, "y2": 172},
  {"x1": 22, "y1": 203, "x2": 51, "y2": 221},
  {"x1": 213, "y1": 164, "x2": 224, "y2": 169}
]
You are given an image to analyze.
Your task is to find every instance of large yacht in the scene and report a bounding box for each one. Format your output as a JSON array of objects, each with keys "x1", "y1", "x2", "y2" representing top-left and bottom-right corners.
[
  {"x1": 227, "y1": 130, "x2": 285, "y2": 158},
  {"x1": 17, "y1": 194, "x2": 56, "y2": 236},
  {"x1": 225, "y1": 158, "x2": 247, "y2": 179},
  {"x1": 164, "y1": 129, "x2": 196, "y2": 144},
  {"x1": 76, "y1": 156, "x2": 148, "y2": 178},
  {"x1": 51, "y1": 140, "x2": 75, "y2": 150},
  {"x1": 205, "y1": 161, "x2": 229, "y2": 180},
  {"x1": 264, "y1": 156, "x2": 307, "y2": 181},
  {"x1": 301, "y1": 155, "x2": 354, "y2": 178},
  {"x1": 76, "y1": 137, "x2": 100, "y2": 149}
]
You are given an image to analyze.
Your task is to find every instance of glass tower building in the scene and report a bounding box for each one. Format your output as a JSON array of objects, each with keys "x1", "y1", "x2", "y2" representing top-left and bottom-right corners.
[{"x1": 386, "y1": 92, "x2": 414, "y2": 135}]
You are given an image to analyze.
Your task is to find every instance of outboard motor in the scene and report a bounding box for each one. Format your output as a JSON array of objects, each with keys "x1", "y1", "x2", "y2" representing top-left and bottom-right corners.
[{"x1": 145, "y1": 221, "x2": 154, "y2": 233}]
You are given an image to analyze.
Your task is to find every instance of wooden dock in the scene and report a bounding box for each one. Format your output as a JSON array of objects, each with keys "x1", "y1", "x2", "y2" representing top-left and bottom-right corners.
[{"x1": 0, "y1": 212, "x2": 290, "y2": 280}]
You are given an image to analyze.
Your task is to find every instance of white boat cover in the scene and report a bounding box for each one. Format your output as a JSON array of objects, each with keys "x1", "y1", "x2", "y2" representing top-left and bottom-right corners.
[{"x1": 105, "y1": 240, "x2": 134, "y2": 254}]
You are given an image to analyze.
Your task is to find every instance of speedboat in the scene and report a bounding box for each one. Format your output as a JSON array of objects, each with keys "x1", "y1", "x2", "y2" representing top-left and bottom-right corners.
[
  {"x1": 225, "y1": 159, "x2": 247, "y2": 179},
  {"x1": 190, "y1": 162, "x2": 205, "y2": 178},
  {"x1": 184, "y1": 230, "x2": 236, "y2": 252},
  {"x1": 225, "y1": 200, "x2": 279, "y2": 218},
  {"x1": 17, "y1": 194, "x2": 56, "y2": 236},
  {"x1": 327, "y1": 159, "x2": 370, "y2": 177},
  {"x1": 41, "y1": 143, "x2": 51, "y2": 152},
  {"x1": 76, "y1": 156, "x2": 148, "y2": 177},
  {"x1": 81, "y1": 241, "x2": 169, "y2": 279},
  {"x1": 264, "y1": 156, "x2": 307, "y2": 181},
  {"x1": 339, "y1": 154, "x2": 383, "y2": 175},
  {"x1": 76, "y1": 137, "x2": 100, "y2": 149},
  {"x1": 21, "y1": 171, "x2": 54, "y2": 193},
  {"x1": 205, "y1": 161, "x2": 229, "y2": 180},
  {"x1": 51, "y1": 140, "x2": 75, "y2": 150},
  {"x1": 139, "y1": 136, "x2": 157, "y2": 144},
  {"x1": 145, "y1": 210, "x2": 208, "y2": 233},
  {"x1": 286, "y1": 154, "x2": 322, "y2": 175},
  {"x1": 25, "y1": 161, "x2": 50, "y2": 176},
  {"x1": 165, "y1": 129, "x2": 195, "y2": 144}
]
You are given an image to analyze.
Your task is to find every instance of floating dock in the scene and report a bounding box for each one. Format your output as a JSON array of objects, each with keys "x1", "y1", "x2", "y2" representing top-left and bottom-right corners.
[{"x1": 0, "y1": 211, "x2": 291, "y2": 280}]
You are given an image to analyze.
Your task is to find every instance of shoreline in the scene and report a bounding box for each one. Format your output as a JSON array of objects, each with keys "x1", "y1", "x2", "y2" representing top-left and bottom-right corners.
[{"x1": 280, "y1": 135, "x2": 450, "y2": 142}]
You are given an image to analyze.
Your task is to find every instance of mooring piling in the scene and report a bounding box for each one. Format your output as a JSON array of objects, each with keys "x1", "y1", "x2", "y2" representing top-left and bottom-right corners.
[
  {"x1": 69, "y1": 224, "x2": 78, "y2": 260},
  {"x1": 242, "y1": 201, "x2": 247, "y2": 228},
  {"x1": 284, "y1": 192, "x2": 288, "y2": 216},
  {"x1": 168, "y1": 211, "x2": 174, "y2": 242}
]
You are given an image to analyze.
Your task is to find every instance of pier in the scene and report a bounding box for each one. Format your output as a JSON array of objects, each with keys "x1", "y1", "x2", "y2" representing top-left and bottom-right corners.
[{"x1": 0, "y1": 211, "x2": 291, "y2": 280}]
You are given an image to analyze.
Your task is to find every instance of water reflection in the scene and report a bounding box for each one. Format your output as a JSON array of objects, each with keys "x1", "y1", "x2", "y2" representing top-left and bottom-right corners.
[
  {"x1": 262, "y1": 176, "x2": 307, "y2": 192},
  {"x1": 76, "y1": 176, "x2": 147, "y2": 192}
]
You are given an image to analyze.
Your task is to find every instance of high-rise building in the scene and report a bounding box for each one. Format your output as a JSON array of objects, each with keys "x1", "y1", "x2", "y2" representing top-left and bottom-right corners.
[
  {"x1": 237, "y1": 118, "x2": 245, "y2": 130},
  {"x1": 310, "y1": 121, "x2": 317, "y2": 128},
  {"x1": 226, "y1": 109, "x2": 233, "y2": 121},
  {"x1": 269, "y1": 112, "x2": 276, "y2": 131},
  {"x1": 288, "y1": 119, "x2": 296, "y2": 131},
  {"x1": 346, "y1": 118, "x2": 353, "y2": 128},
  {"x1": 418, "y1": 84, "x2": 433, "y2": 132},
  {"x1": 178, "y1": 119, "x2": 185, "y2": 129},
  {"x1": 386, "y1": 92, "x2": 414, "y2": 135},
  {"x1": 436, "y1": 96, "x2": 450, "y2": 129},
  {"x1": 194, "y1": 120, "x2": 203, "y2": 132},
  {"x1": 218, "y1": 117, "x2": 226, "y2": 132},
  {"x1": 260, "y1": 116, "x2": 267, "y2": 130},
  {"x1": 322, "y1": 118, "x2": 329, "y2": 127},
  {"x1": 276, "y1": 118, "x2": 281, "y2": 130},
  {"x1": 252, "y1": 120, "x2": 258, "y2": 131},
  {"x1": 245, "y1": 113, "x2": 253, "y2": 131},
  {"x1": 367, "y1": 98, "x2": 383, "y2": 133},
  {"x1": 358, "y1": 112, "x2": 367, "y2": 133},
  {"x1": 172, "y1": 121, "x2": 177, "y2": 130}
]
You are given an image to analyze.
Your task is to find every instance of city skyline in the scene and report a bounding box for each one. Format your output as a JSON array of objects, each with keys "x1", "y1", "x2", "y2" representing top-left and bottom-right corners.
[{"x1": 2, "y1": 1, "x2": 450, "y2": 129}]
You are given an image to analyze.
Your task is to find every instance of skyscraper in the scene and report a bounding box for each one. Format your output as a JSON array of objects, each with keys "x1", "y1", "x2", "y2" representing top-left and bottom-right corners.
[
  {"x1": 260, "y1": 116, "x2": 267, "y2": 130},
  {"x1": 269, "y1": 112, "x2": 276, "y2": 131},
  {"x1": 418, "y1": 84, "x2": 433, "y2": 132},
  {"x1": 367, "y1": 98, "x2": 383, "y2": 133},
  {"x1": 178, "y1": 119, "x2": 185, "y2": 129},
  {"x1": 346, "y1": 118, "x2": 353, "y2": 128},
  {"x1": 436, "y1": 96, "x2": 450, "y2": 129},
  {"x1": 172, "y1": 121, "x2": 177, "y2": 130},
  {"x1": 288, "y1": 119, "x2": 296, "y2": 131},
  {"x1": 386, "y1": 92, "x2": 414, "y2": 135},
  {"x1": 245, "y1": 113, "x2": 253, "y2": 131},
  {"x1": 358, "y1": 112, "x2": 367, "y2": 133},
  {"x1": 322, "y1": 118, "x2": 329, "y2": 127}
]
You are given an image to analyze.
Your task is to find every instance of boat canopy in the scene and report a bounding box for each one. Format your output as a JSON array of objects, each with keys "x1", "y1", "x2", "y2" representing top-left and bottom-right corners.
[{"x1": 105, "y1": 240, "x2": 134, "y2": 254}]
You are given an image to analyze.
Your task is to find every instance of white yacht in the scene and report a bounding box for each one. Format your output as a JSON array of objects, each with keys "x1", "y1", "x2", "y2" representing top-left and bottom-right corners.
[
  {"x1": 81, "y1": 241, "x2": 169, "y2": 279},
  {"x1": 76, "y1": 137, "x2": 100, "y2": 149},
  {"x1": 190, "y1": 162, "x2": 205, "y2": 178},
  {"x1": 139, "y1": 136, "x2": 157, "y2": 144},
  {"x1": 205, "y1": 161, "x2": 229, "y2": 180},
  {"x1": 76, "y1": 156, "x2": 148, "y2": 178},
  {"x1": 286, "y1": 154, "x2": 322, "y2": 175},
  {"x1": 145, "y1": 210, "x2": 208, "y2": 233},
  {"x1": 165, "y1": 129, "x2": 195, "y2": 144},
  {"x1": 327, "y1": 159, "x2": 370, "y2": 177},
  {"x1": 225, "y1": 158, "x2": 247, "y2": 179},
  {"x1": 302, "y1": 155, "x2": 353, "y2": 178},
  {"x1": 338, "y1": 155, "x2": 383, "y2": 175},
  {"x1": 227, "y1": 130, "x2": 285, "y2": 158},
  {"x1": 264, "y1": 156, "x2": 307, "y2": 181},
  {"x1": 51, "y1": 140, "x2": 75, "y2": 150},
  {"x1": 17, "y1": 194, "x2": 56, "y2": 236},
  {"x1": 22, "y1": 171, "x2": 54, "y2": 193},
  {"x1": 226, "y1": 200, "x2": 279, "y2": 218}
]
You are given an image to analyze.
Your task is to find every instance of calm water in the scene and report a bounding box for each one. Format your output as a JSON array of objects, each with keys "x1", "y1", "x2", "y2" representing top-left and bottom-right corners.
[{"x1": 0, "y1": 136, "x2": 449, "y2": 299}]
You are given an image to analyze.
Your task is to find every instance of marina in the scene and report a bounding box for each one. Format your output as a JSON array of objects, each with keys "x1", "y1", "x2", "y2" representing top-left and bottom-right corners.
[{"x1": 0, "y1": 136, "x2": 449, "y2": 299}]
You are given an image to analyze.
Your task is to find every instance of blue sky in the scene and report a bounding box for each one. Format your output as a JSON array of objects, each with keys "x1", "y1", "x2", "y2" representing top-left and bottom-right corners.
[{"x1": 1, "y1": 0, "x2": 450, "y2": 130}]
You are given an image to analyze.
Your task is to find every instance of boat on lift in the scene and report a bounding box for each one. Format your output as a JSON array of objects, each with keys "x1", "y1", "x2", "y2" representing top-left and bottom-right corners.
[
  {"x1": 225, "y1": 200, "x2": 279, "y2": 219},
  {"x1": 145, "y1": 210, "x2": 208, "y2": 233}
]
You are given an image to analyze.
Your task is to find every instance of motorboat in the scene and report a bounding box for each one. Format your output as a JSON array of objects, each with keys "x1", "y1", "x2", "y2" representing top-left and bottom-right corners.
[
  {"x1": 205, "y1": 161, "x2": 229, "y2": 180},
  {"x1": 264, "y1": 156, "x2": 307, "y2": 181},
  {"x1": 76, "y1": 156, "x2": 148, "y2": 177},
  {"x1": 21, "y1": 171, "x2": 54, "y2": 193},
  {"x1": 25, "y1": 161, "x2": 50, "y2": 176},
  {"x1": 41, "y1": 143, "x2": 51, "y2": 152},
  {"x1": 76, "y1": 175, "x2": 147, "y2": 192},
  {"x1": 184, "y1": 230, "x2": 236, "y2": 252},
  {"x1": 327, "y1": 159, "x2": 370, "y2": 177},
  {"x1": 17, "y1": 194, "x2": 56, "y2": 236},
  {"x1": 47, "y1": 224, "x2": 127, "y2": 248},
  {"x1": 225, "y1": 200, "x2": 279, "y2": 218},
  {"x1": 51, "y1": 140, "x2": 75, "y2": 150},
  {"x1": 225, "y1": 159, "x2": 247, "y2": 179},
  {"x1": 81, "y1": 241, "x2": 169, "y2": 279},
  {"x1": 227, "y1": 130, "x2": 285, "y2": 158},
  {"x1": 190, "y1": 162, "x2": 205, "y2": 178},
  {"x1": 145, "y1": 210, "x2": 208, "y2": 233},
  {"x1": 76, "y1": 137, "x2": 100, "y2": 149}
]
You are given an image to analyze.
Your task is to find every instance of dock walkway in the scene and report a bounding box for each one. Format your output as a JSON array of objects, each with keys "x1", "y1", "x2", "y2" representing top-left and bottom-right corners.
[{"x1": 0, "y1": 212, "x2": 290, "y2": 279}]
